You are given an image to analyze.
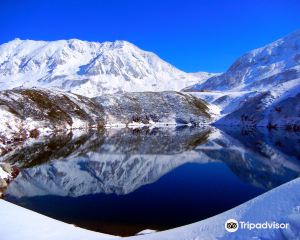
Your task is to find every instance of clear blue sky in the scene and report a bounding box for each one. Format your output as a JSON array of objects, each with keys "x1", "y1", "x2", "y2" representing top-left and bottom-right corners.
[{"x1": 1, "y1": 0, "x2": 300, "y2": 72}]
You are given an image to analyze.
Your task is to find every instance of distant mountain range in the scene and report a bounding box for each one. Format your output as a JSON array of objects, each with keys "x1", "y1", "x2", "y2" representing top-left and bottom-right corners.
[
  {"x1": 0, "y1": 39, "x2": 214, "y2": 97},
  {"x1": 0, "y1": 30, "x2": 299, "y2": 131}
]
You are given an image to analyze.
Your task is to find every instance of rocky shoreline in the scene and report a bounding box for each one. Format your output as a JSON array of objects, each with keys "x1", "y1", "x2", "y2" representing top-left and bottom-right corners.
[
  {"x1": 0, "y1": 88, "x2": 212, "y2": 155},
  {"x1": 0, "y1": 163, "x2": 19, "y2": 197}
]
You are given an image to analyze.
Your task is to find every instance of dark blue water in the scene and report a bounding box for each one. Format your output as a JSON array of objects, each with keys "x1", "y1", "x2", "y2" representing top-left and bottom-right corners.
[{"x1": 3, "y1": 127, "x2": 300, "y2": 236}]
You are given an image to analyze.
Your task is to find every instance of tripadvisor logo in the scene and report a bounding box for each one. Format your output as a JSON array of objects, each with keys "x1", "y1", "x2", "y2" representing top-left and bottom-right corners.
[
  {"x1": 224, "y1": 219, "x2": 289, "y2": 233},
  {"x1": 225, "y1": 219, "x2": 239, "y2": 232}
]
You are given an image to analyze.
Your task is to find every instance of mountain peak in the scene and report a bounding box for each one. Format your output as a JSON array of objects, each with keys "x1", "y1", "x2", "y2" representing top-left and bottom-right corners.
[
  {"x1": 0, "y1": 38, "x2": 212, "y2": 97},
  {"x1": 111, "y1": 40, "x2": 134, "y2": 48},
  {"x1": 12, "y1": 37, "x2": 21, "y2": 42}
]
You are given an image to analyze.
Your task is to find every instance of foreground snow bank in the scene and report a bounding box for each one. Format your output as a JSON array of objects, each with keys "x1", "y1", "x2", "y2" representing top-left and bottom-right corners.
[
  {"x1": 127, "y1": 177, "x2": 300, "y2": 240},
  {"x1": 1, "y1": 177, "x2": 299, "y2": 240},
  {"x1": 0, "y1": 200, "x2": 118, "y2": 240}
]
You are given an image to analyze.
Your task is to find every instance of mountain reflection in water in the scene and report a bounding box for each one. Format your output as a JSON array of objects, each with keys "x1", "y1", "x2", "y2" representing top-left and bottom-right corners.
[{"x1": 2, "y1": 126, "x2": 300, "y2": 236}]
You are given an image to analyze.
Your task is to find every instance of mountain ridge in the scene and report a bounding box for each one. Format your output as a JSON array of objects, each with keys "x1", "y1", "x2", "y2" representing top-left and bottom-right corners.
[
  {"x1": 184, "y1": 29, "x2": 300, "y2": 92},
  {"x1": 1, "y1": 30, "x2": 300, "y2": 129},
  {"x1": 0, "y1": 38, "x2": 214, "y2": 97},
  {"x1": 183, "y1": 29, "x2": 300, "y2": 129}
]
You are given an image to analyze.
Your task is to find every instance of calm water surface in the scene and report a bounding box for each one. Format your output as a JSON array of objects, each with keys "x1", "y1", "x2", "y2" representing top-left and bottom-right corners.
[{"x1": 2, "y1": 126, "x2": 300, "y2": 236}]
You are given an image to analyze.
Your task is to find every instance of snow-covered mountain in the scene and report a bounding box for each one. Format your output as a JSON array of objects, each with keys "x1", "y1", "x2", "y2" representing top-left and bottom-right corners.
[
  {"x1": 216, "y1": 79, "x2": 300, "y2": 128},
  {"x1": 185, "y1": 30, "x2": 300, "y2": 92},
  {"x1": 183, "y1": 30, "x2": 300, "y2": 128},
  {"x1": 0, "y1": 38, "x2": 212, "y2": 97},
  {"x1": 1, "y1": 31, "x2": 299, "y2": 130}
]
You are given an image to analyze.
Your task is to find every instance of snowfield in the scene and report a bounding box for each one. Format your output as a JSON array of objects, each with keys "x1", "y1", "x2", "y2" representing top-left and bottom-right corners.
[
  {"x1": 0, "y1": 199, "x2": 118, "y2": 240},
  {"x1": 0, "y1": 176, "x2": 299, "y2": 240}
]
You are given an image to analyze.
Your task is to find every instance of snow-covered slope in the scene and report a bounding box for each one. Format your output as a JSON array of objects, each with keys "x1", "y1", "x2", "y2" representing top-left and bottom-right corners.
[
  {"x1": 185, "y1": 29, "x2": 300, "y2": 92},
  {"x1": 0, "y1": 199, "x2": 117, "y2": 240},
  {"x1": 183, "y1": 30, "x2": 300, "y2": 128},
  {"x1": 0, "y1": 88, "x2": 105, "y2": 153},
  {"x1": 126, "y1": 177, "x2": 300, "y2": 240},
  {"x1": 216, "y1": 78, "x2": 300, "y2": 128},
  {"x1": 0, "y1": 39, "x2": 212, "y2": 97},
  {"x1": 0, "y1": 163, "x2": 19, "y2": 197},
  {"x1": 94, "y1": 91, "x2": 211, "y2": 126}
]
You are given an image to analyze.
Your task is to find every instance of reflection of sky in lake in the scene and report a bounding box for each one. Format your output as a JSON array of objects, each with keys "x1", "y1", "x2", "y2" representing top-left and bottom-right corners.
[{"x1": 3, "y1": 126, "x2": 300, "y2": 236}]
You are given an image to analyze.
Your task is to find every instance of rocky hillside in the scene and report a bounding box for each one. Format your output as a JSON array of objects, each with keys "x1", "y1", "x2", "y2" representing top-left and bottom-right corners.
[
  {"x1": 216, "y1": 79, "x2": 300, "y2": 129},
  {"x1": 0, "y1": 88, "x2": 104, "y2": 150},
  {"x1": 0, "y1": 88, "x2": 104, "y2": 156},
  {"x1": 0, "y1": 39, "x2": 213, "y2": 97},
  {"x1": 94, "y1": 91, "x2": 211, "y2": 126},
  {"x1": 0, "y1": 163, "x2": 19, "y2": 197},
  {"x1": 0, "y1": 88, "x2": 212, "y2": 155}
]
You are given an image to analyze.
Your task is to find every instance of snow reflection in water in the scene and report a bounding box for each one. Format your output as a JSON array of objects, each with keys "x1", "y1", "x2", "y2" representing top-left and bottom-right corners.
[{"x1": 2, "y1": 126, "x2": 300, "y2": 236}]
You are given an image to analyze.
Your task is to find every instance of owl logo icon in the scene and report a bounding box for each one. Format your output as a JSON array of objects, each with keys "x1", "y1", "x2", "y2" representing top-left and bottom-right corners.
[{"x1": 225, "y1": 219, "x2": 239, "y2": 232}]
